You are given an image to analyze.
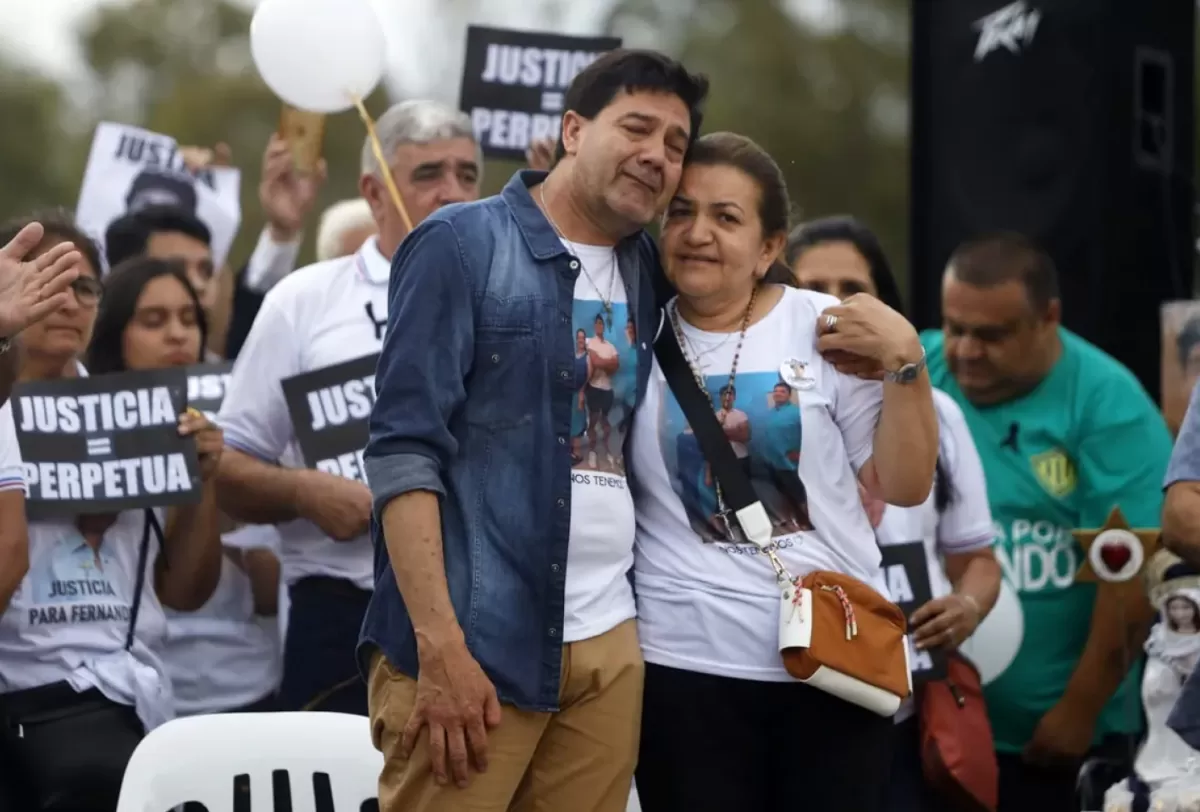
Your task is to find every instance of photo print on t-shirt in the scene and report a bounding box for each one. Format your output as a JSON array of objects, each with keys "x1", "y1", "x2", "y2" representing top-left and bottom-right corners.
[
  {"x1": 27, "y1": 536, "x2": 129, "y2": 628},
  {"x1": 659, "y1": 371, "x2": 815, "y2": 543},
  {"x1": 572, "y1": 300, "x2": 638, "y2": 476}
]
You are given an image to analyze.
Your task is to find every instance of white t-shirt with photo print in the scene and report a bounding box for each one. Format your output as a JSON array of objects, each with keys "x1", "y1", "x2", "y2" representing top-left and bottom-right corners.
[
  {"x1": 631, "y1": 286, "x2": 888, "y2": 681},
  {"x1": 561, "y1": 239, "x2": 639, "y2": 643}
]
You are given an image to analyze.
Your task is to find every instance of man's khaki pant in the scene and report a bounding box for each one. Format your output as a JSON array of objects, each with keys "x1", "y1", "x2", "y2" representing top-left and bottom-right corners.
[{"x1": 369, "y1": 619, "x2": 643, "y2": 812}]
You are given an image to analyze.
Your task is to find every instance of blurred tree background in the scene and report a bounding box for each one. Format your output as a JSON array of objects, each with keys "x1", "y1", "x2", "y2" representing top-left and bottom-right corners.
[
  {"x1": 0, "y1": 0, "x2": 910, "y2": 282},
  {"x1": 0, "y1": 0, "x2": 1189, "y2": 301}
]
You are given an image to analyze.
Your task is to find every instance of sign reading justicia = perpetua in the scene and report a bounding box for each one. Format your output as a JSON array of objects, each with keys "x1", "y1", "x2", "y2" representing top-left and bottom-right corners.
[
  {"x1": 12, "y1": 368, "x2": 200, "y2": 519},
  {"x1": 281, "y1": 353, "x2": 379, "y2": 485}
]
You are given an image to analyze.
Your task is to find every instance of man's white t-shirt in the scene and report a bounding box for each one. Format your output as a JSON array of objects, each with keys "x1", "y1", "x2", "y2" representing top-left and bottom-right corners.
[
  {"x1": 218, "y1": 238, "x2": 391, "y2": 591},
  {"x1": 633, "y1": 287, "x2": 888, "y2": 681},
  {"x1": 876, "y1": 388, "x2": 994, "y2": 721},
  {"x1": 0, "y1": 401, "x2": 24, "y2": 492},
  {"x1": 561, "y1": 239, "x2": 639, "y2": 642},
  {"x1": 162, "y1": 524, "x2": 283, "y2": 715}
]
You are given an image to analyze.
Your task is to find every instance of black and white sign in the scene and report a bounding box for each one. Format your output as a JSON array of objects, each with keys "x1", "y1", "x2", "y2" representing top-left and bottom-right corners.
[
  {"x1": 75, "y1": 122, "x2": 242, "y2": 271},
  {"x1": 880, "y1": 541, "x2": 948, "y2": 682},
  {"x1": 186, "y1": 361, "x2": 234, "y2": 420},
  {"x1": 13, "y1": 369, "x2": 200, "y2": 520},
  {"x1": 281, "y1": 354, "x2": 379, "y2": 484},
  {"x1": 459, "y1": 25, "x2": 622, "y2": 160}
]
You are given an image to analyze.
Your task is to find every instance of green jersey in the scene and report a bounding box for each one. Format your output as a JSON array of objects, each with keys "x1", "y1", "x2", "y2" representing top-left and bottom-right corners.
[{"x1": 921, "y1": 327, "x2": 1172, "y2": 753}]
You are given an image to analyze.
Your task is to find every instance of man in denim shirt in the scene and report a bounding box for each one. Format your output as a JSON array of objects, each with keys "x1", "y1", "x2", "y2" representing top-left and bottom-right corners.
[
  {"x1": 360, "y1": 51, "x2": 709, "y2": 811},
  {"x1": 1163, "y1": 381, "x2": 1200, "y2": 747}
]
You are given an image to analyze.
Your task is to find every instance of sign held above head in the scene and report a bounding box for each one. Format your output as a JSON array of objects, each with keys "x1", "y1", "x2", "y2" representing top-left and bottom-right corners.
[{"x1": 458, "y1": 25, "x2": 622, "y2": 161}]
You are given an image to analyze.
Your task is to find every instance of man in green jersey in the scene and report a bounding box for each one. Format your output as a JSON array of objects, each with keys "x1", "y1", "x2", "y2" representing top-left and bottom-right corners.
[{"x1": 920, "y1": 233, "x2": 1171, "y2": 812}]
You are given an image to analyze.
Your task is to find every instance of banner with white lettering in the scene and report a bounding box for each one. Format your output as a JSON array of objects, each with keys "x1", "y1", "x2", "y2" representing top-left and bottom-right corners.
[
  {"x1": 13, "y1": 368, "x2": 201, "y2": 520},
  {"x1": 186, "y1": 361, "x2": 234, "y2": 420},
  {"x1": 75, "y1": 122, "x2": 242, "y2": 271},
  {"x1": 459, "y1": 25, "x2": 622, "y2": 160},
  {"x1": 281, "y1": 354, "x2": 378, "y2": 484},
  {"x1": 880, "y1": 541, "x2": 948, "y2": 682}
]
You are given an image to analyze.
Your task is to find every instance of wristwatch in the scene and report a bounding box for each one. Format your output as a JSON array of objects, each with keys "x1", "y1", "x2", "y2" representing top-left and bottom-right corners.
[
  {"x1": 0, "y1": 336, "x2": 10, "y2": 356},
  {"x1": 883, "y1": 348, "x2": 927, "y2": 384}
]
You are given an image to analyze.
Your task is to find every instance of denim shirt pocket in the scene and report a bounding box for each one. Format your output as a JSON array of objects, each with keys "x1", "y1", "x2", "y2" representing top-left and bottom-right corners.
[{"x1": 464, "y1": 296, "x2": 543, "y2": 430}]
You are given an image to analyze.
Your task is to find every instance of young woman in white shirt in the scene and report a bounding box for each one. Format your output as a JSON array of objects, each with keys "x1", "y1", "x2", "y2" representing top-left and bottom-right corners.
[
  {"x1": 85, "y1": 255, "x2": 283, "y2": 718},
  {"x1": 790, "y1": 215, "x2": 1002, "y2": 812},
  {"x1": 0, "y1": 216, "x2": 223, "y2": 812},
  {"x1": 632, "y1": 134, "x2": 939, "y2": 811}
]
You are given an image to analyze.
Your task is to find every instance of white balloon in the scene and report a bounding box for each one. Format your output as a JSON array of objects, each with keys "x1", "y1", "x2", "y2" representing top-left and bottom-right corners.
[
  {"x1": 250, "y1": 0, "x2": 387, "y2": 114},
  {"x1": 958, "y1": 578, "x2": 1023, "y2": 685}
]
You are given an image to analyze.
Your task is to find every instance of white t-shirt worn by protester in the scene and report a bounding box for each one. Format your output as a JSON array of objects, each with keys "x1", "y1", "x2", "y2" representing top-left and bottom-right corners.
[
  {"x1": 0, "y1": 509, "x2": 173, "y2": 731},
  {"x1": 218, "y1": 237, "x2": 391, "y2": 591},
  {"x1": 877, "y1": 389, "x2": 994, "y2": 721},
  {"x1": 0, "y1": 362, "x2": 172, "y2": 730},
  {"x1": 162, "y1": 524, "x2": 283, "y2": 715},
  {"x1": 633, "y1": 287, "x2": 887, "y2": 681},
  {"x1": 561, "y1": 239, "x2": 640, "y2": 643},
  {"x1": 0, "y1": 401, "x2": 24, "y2": 493}
]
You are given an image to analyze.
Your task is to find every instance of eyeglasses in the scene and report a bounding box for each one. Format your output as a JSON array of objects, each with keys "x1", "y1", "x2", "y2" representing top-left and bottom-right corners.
[{"x1": 71, "y1": 277, "x2": 104, "y2": 307}]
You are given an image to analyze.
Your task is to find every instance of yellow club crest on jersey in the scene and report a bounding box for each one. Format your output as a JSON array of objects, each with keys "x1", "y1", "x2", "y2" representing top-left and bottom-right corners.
[{"x1": 1031, "y1": 448, "x2": 1077, "y2": 498}]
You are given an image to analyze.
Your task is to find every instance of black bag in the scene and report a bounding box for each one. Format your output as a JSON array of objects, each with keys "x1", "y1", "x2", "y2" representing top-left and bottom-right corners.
[{"x1": 0, "y1": 509, "x2": 162, "y2": 812}]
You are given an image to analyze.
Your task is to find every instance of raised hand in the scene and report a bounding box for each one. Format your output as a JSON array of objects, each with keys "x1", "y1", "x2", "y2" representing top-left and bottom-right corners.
[
  {"x1": 260, "y1": 134, "x2": 326, "y2": 240},
  {"x1": 0, "y1": 223, "x2": 82, "y2": 339}
]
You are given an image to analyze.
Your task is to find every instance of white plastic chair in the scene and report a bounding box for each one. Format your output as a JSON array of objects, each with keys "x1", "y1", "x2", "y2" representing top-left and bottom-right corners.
[{"x1": 116, "y1": 712, "x2": 381, "y2": 812}]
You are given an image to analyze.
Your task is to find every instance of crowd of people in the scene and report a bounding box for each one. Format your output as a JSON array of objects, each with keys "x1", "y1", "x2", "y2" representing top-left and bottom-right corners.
[{"x1": 0, "y1": 44, "x2": 1198, "y2": 812}]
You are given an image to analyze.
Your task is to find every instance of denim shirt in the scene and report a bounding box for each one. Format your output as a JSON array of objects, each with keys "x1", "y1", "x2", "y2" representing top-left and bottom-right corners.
[{"x1": 359, "y1": 170, "x2": 660, "y2": 711}]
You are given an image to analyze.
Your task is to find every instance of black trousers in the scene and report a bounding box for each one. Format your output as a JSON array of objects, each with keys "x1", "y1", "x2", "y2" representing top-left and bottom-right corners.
[
  {"x1": 0, "y1": 683, "x2": 145, "y2": 812},
  {"x1": 996, "y1": 734, "x2": 1137, "y2": 812},
  {"x1": 279, "y1": 575, "x2": 371, "y2": 715},
  {"x1": 636, "y1": 663, "x2": 895, "y2": 812},
  {"x1": 882, "y1": 716, "x2": 955, "y2": 812}
]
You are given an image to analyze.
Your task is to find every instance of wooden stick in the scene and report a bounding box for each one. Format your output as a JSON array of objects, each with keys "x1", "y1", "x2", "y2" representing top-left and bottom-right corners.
[{"x1": 351, "y1": 94, "x2": 413, "y2": 233}]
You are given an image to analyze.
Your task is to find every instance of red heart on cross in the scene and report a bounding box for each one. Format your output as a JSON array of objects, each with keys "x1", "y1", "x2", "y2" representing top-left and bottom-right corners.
[{"x1": 1099, "y1": 541, "x2": 1132, "y2": 574}]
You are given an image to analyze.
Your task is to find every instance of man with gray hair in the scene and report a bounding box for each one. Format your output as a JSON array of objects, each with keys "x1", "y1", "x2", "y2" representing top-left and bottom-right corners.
[{"x1": 213, "y1": 99, "x2": 481, "y2": 715}]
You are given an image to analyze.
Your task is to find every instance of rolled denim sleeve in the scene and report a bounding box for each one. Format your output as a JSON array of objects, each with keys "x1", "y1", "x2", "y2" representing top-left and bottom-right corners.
[
  {"x1": 364, "y1": 219, "x2": 474, "y2": 518},
  {"x1": 1166, "y1": 379, "x2": 1200, "y2": 488}
]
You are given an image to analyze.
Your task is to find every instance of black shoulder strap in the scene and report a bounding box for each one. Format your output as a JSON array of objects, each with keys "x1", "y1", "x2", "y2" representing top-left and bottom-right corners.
[
  {"x1": 124, "y1": 509, "x2": 163, "y2": 651},
  {"x1": 653, "y1": 313, "x2": 771, "y2": 544}
]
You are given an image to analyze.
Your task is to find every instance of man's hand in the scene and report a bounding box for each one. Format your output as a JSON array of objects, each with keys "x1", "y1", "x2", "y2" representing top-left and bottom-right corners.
[
  {"x1": 402, "y1": 634, "x2": 502, "y2": 789},
  {"x1": 1023, "y1": 699, "x2": 1097, "y2": 766},
  {"x1": 295, "y1": 470, "x2": 372, "y2": 541},
  {"x1": 0, "y1": 223, "x2": 82, "y2": 338},
  {"x1": 909, "y1": 593, "x2": 982, "y2": 650},
  {"x1": 260, "y1": 134, "x2": 326, "y2": 242}
]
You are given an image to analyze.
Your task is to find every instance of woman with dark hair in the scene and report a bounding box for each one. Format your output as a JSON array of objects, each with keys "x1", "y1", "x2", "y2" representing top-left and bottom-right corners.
[
  {"x1": 0, "y1": 225, "x2": 223, "y2": 811},
  {"x1": 89, "y1": 257, "x2": 282, "y2": 719},
  {"x1": 632, "y1": 136, "x2": 939, "y2": 811},
  {"x1": 789, "y1": 215, "x2": 1003, "y2": 812}
]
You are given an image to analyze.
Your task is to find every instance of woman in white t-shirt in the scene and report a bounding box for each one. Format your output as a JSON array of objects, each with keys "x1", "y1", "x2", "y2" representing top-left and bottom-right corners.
[
  {"x1": 791, "y1": 215, "x2": 1002, "y2": 812},
  {"x1": 0, "y1": 223, "x2": 223, "y2": 812},
  {"x1": 632, "y1": 134, "x2": 939, "y2": 812},
  {"x1": 85, "y1": 256, "x2": 283, "y2": 717}
]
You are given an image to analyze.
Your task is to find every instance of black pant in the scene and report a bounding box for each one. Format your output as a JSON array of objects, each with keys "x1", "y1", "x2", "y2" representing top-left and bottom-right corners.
[
  {"x1": 997, "y1": 735, "x2": 1137, "y2": 812},
  {"x1": 279, "y1": 575, "x2": 371, "y2": 715},
  {"x1": 636, "y1": 663, "x2": 895, "y2": 812},
  {"x1": 883, "y1": 716, "x2": 953, "y2": 812},
  {"x1": 0, "y1": 683, "x2": 145, "y2": 812}
]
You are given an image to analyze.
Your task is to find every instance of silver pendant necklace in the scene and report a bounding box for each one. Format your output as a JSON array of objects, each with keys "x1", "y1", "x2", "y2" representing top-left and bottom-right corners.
[{"x1": 539, "y1": 183, "x2": 616, "y2": 327}]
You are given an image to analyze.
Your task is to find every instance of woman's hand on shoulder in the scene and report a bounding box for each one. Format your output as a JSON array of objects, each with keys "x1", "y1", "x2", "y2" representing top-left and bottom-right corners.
[
  {"x1": 816, "y1": 294, "x2": 922, "y2": 379},
  {"x1": 178, "y1": 409, "x2": 224, "y2": 481}
]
